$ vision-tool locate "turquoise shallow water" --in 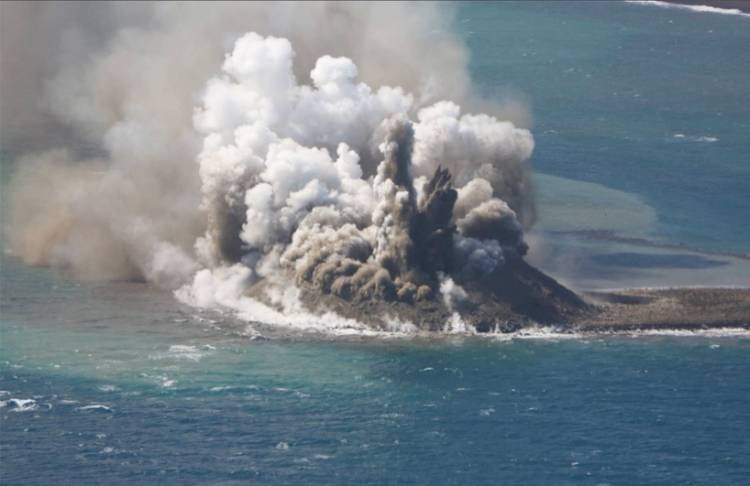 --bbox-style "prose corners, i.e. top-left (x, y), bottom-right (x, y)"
top-left (3, 2), bottom-right (750, 484)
